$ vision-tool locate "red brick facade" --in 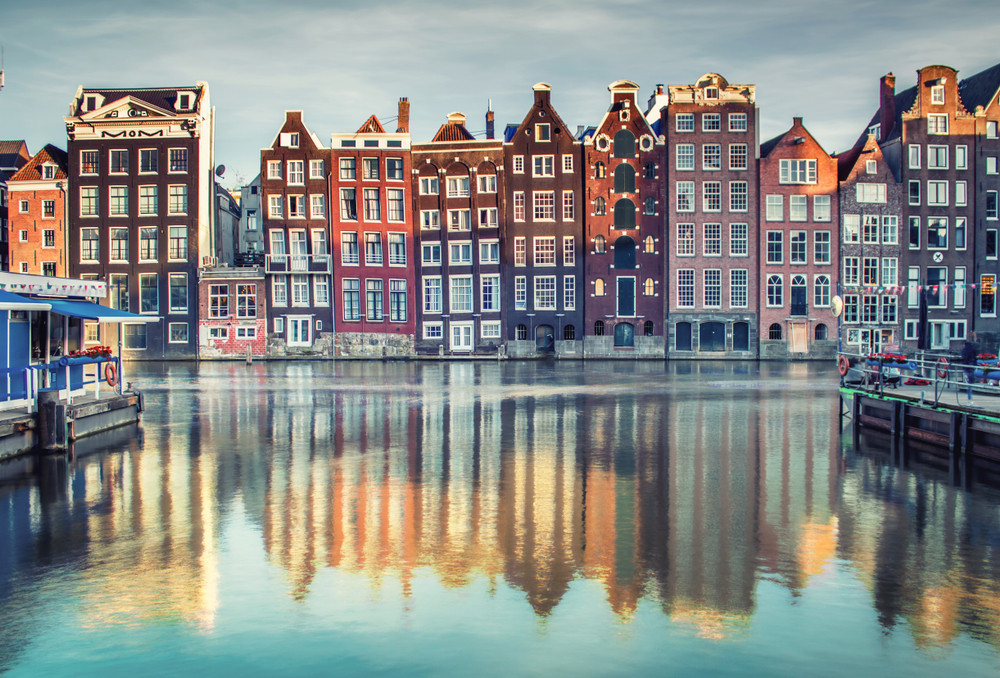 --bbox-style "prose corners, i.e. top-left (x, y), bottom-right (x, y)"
top-left (7, 145), bottom-right (68, 277)
top-left (198, 269), bottom-right (267, 358)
